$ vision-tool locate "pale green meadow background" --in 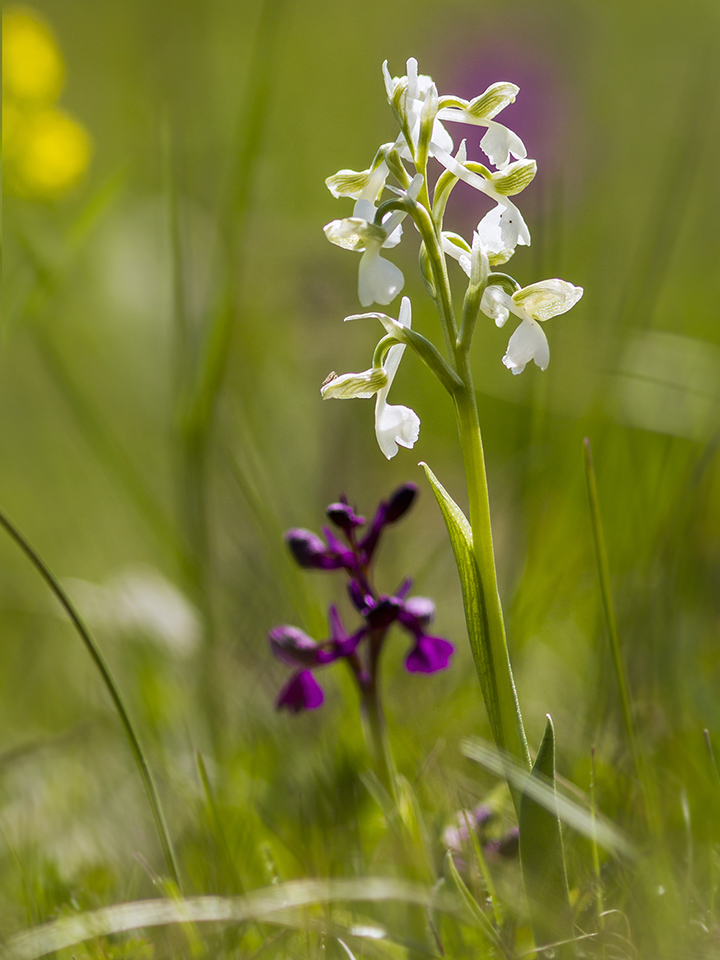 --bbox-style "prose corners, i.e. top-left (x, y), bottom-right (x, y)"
top-left (2, 0), bottom-right (720, 954)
